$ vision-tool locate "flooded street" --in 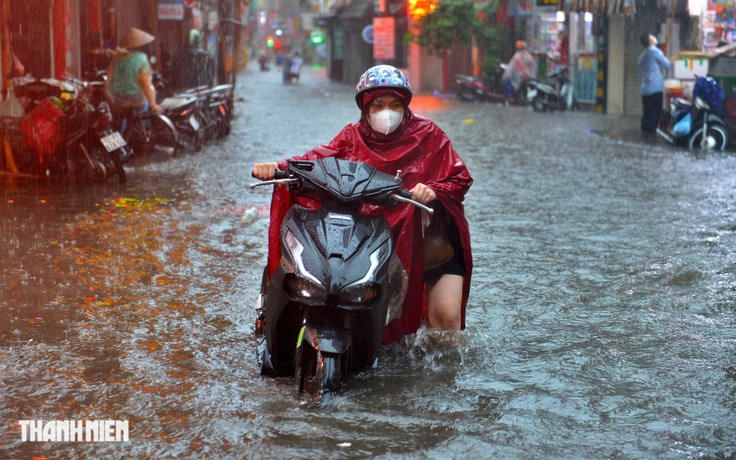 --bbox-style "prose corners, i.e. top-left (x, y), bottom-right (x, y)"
top-left (2, 62), bottom-right (736, 459)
